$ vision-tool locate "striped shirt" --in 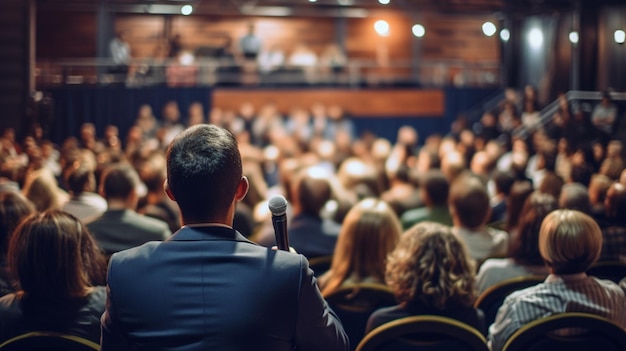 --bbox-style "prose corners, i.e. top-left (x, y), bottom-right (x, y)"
top-left (488, 273), bottom-right (626, 351)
